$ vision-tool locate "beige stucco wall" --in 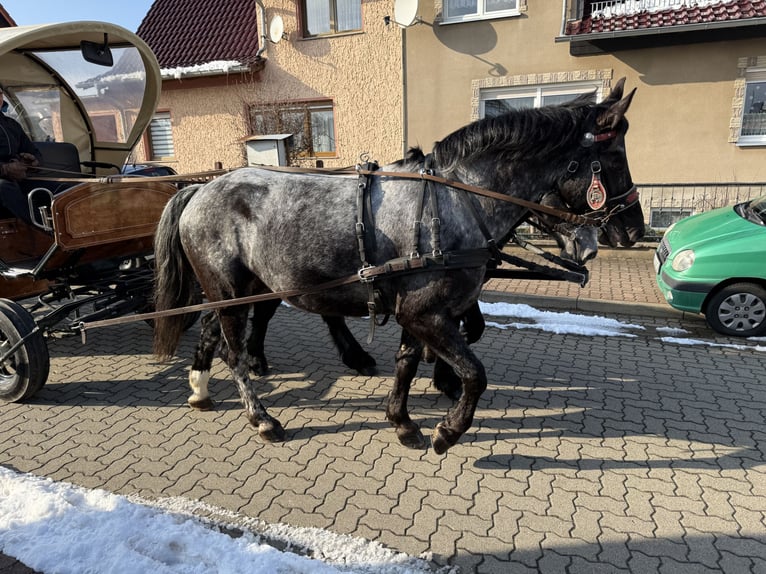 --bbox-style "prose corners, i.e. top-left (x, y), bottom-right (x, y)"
top-left (142, 0), bottom-right (403, 174)
top-left (404, 1), bottom-right (766, 184)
